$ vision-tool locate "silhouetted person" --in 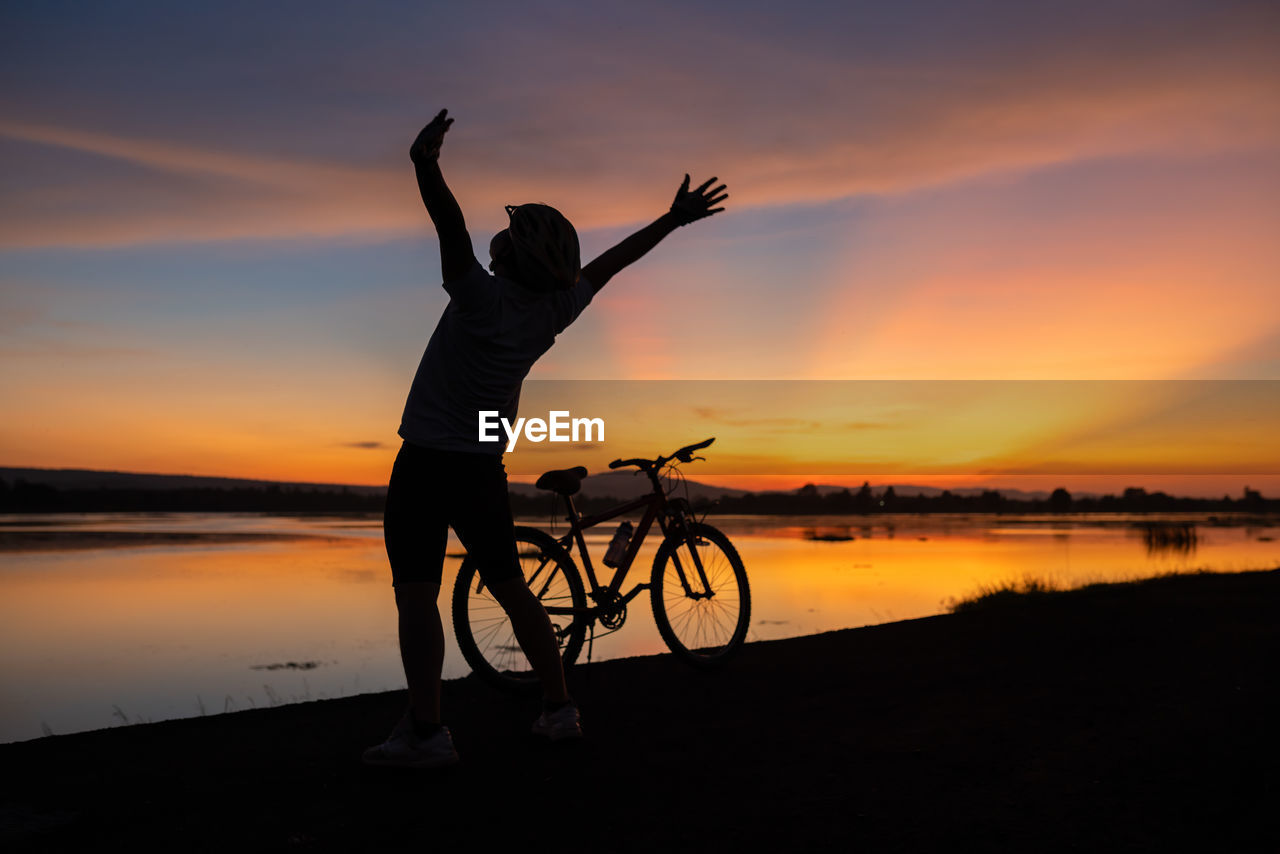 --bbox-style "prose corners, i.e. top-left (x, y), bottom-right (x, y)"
top-left (363, 109), bottom-right (727, 767)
